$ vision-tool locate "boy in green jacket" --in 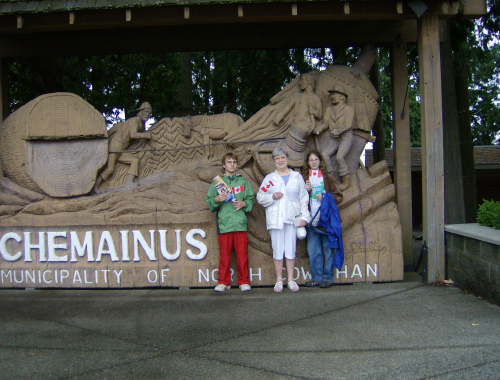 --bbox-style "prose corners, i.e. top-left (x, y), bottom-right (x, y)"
top-left (206, 153), bottom-right (255, 292)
